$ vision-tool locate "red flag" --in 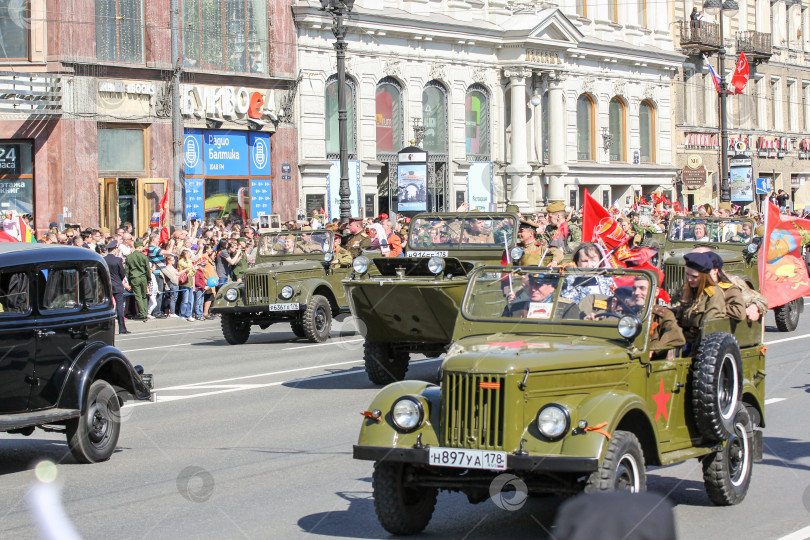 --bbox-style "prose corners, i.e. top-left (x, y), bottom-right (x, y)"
top-left (758, 202), bottom-right (810, 308)
top-left (639, 195), bottom-right (649, 206)
top-left (673, 201), bottom-right (683, 214)
top-left (730, 52), bottom-right (750, 95)
top-left (158, 186), bottom-right (169, 243)
top-left (0, 230), bottom-right (19, 243)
